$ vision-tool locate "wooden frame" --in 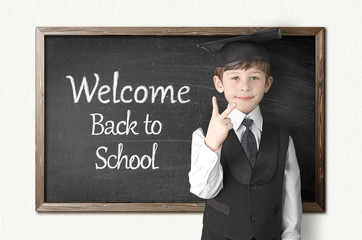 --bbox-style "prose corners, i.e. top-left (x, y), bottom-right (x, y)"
top-left (36, 27), bottom-right (325, 212)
